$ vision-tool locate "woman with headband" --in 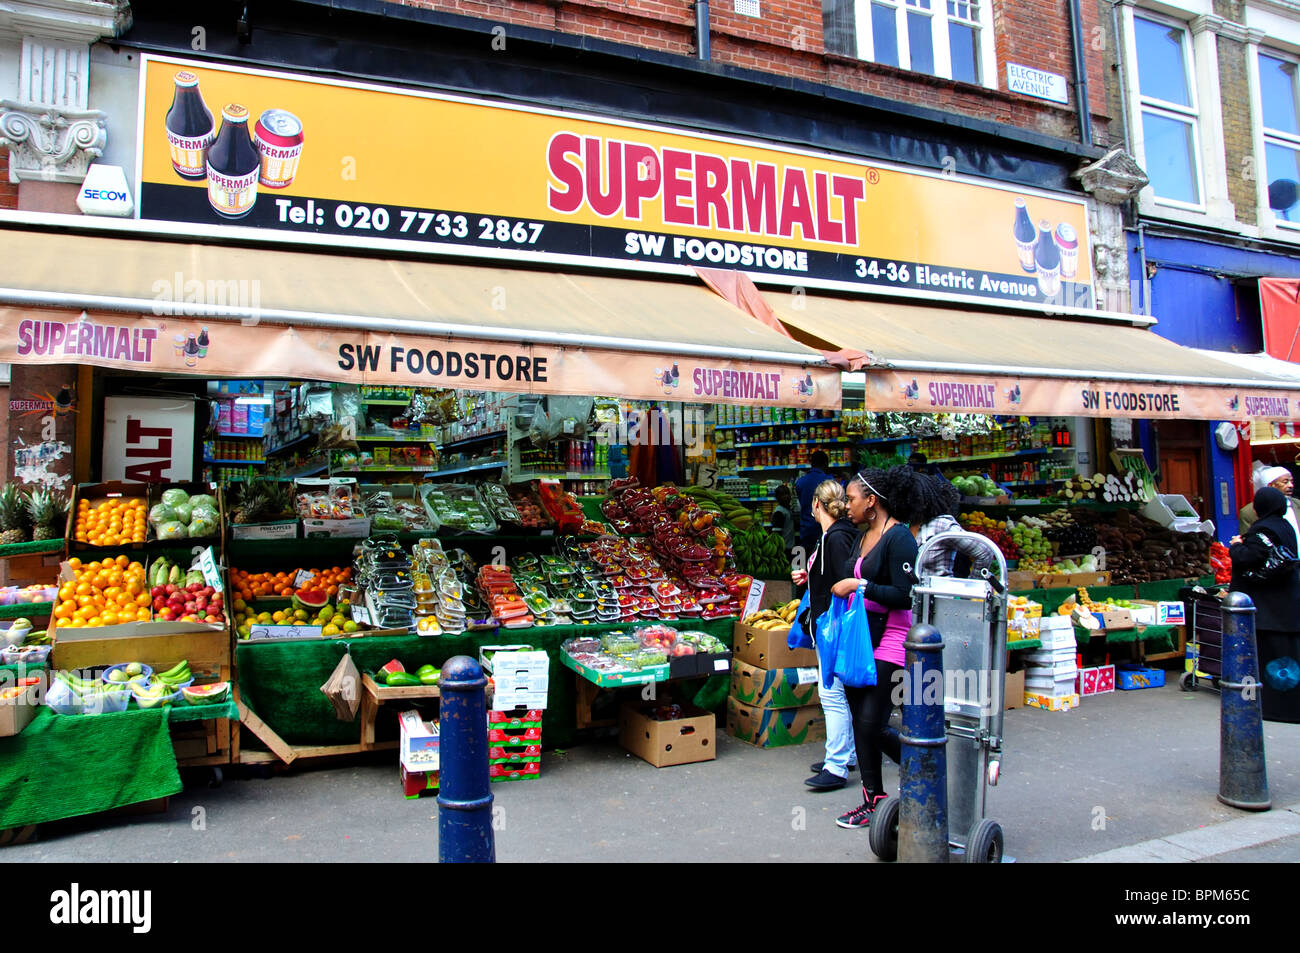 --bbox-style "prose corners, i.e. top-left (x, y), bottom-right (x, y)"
top-left (828, 466), bottom-right (920, 830)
